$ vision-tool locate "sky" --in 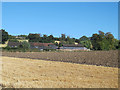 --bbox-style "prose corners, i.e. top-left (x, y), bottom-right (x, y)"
top-left (2, 2), bottom-right (118, 39)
